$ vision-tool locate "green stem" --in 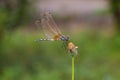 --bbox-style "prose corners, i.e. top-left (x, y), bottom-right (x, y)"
top-left (72, 56), bottom-right (74, 80)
